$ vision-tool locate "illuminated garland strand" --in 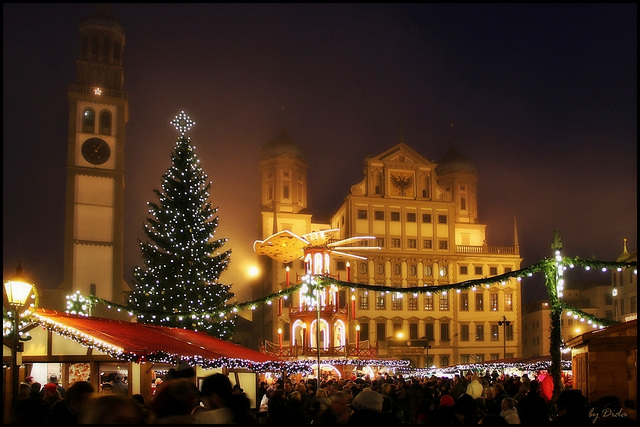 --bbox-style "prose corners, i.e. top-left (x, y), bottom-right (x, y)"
top-left (59, 257), bottom-right (636, 329)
